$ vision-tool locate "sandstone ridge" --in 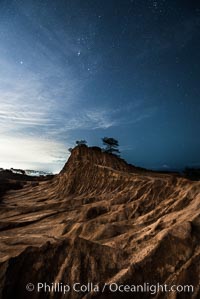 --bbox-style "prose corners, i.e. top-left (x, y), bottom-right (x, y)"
top-left (0, 146), bottom-right (200, 298)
